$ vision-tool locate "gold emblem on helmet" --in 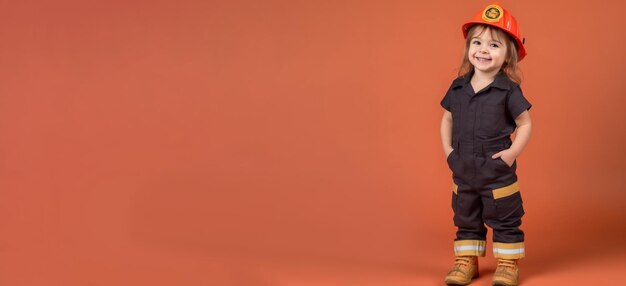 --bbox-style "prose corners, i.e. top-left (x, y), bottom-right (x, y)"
top-left (482, 5), bottom-right (503, 22)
